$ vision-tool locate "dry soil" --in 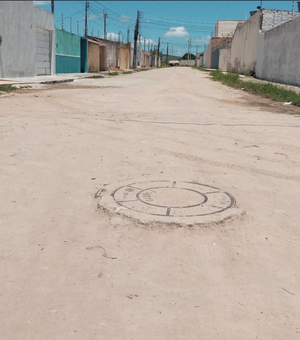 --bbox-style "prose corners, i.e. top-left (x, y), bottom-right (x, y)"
top-left (1, 67), bottom-right (300, 340)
